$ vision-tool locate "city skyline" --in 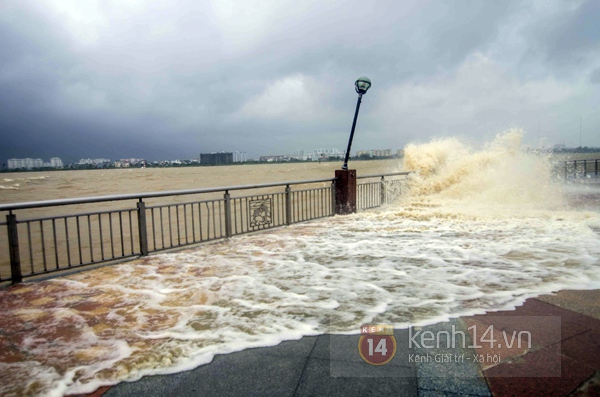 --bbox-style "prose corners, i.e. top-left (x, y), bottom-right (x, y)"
top-left (1, 1), bottom-right (600, 164)
top-left (9, 138), bottom-right (600, 171)
top-left (3, 140), bottom-right (402, 165)
top-left (4, 145), bottom-right (394, 169)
